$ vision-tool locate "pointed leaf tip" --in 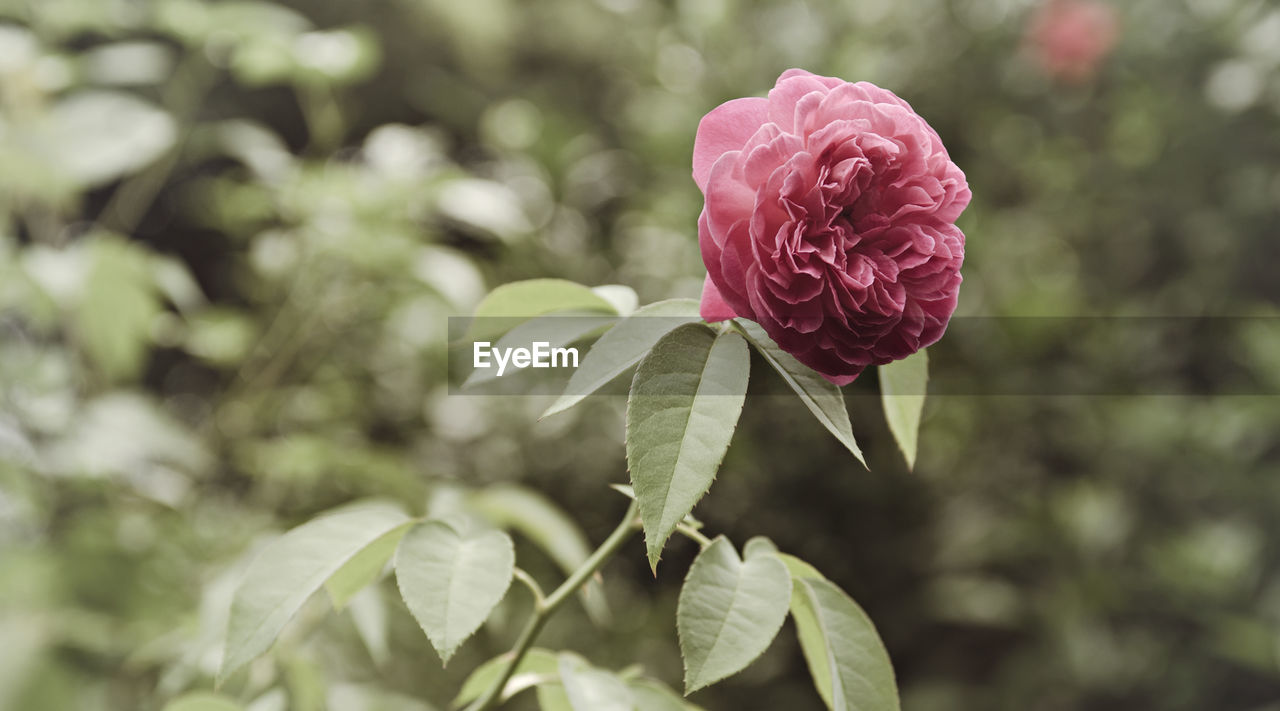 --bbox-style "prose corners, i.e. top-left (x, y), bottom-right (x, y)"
top-left (735, 320), bottom-right (866, 468)
top-left (879, 350), bottom-right (928, 470)
top-left (626, 325), bottom-right (748, 572)
top-left (780, 554), bottom-right (900, 711)
top-left (394, 520), bottom-right (515, 664)
top-left (677, 537), bottom-right (792, 693)
top-left (219, 501), bottom-right (409, 680)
